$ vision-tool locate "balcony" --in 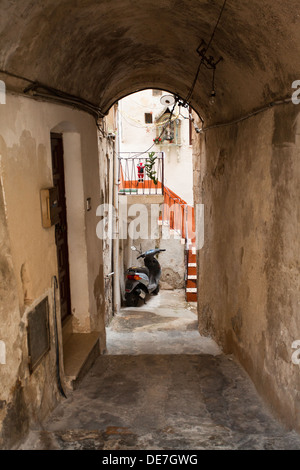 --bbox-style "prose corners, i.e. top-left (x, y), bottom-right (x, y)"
top-left (118, 152), bottom-right (164, 196)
